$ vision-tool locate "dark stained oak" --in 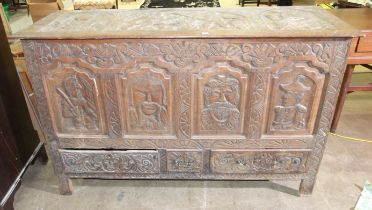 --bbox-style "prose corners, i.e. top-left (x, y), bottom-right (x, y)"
top-left (15, 7), bottom-right (356, 196)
